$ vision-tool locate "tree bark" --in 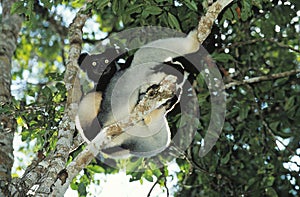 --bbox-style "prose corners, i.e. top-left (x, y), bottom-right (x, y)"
top-left (11, 8), bottom-right (89, 197)
top-left (0, 0), bottom-right (23, 196)
top-left (225, 69), bottom-right (300, 89)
